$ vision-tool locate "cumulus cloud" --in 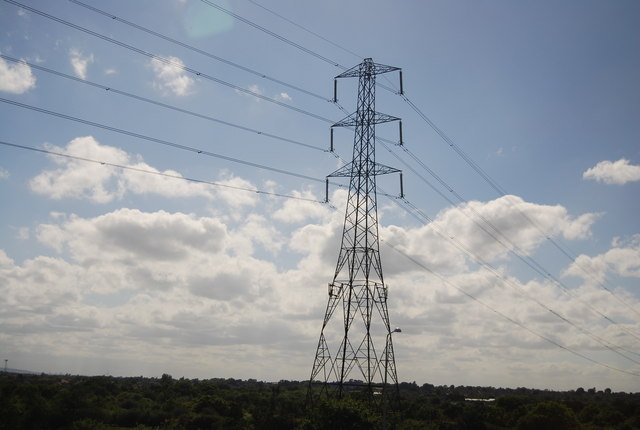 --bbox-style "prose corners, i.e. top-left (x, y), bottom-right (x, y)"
top-left (30, 136), bottom-right (128, 203)
top-left (150, 56), bottom-right (194, 96)
top-left (0, 55), bottom-right (36, 94)
top-left (0, 234), bottom-right (306, 379)
top-left (231, 214), bottom-right (285, 255)
top-left (69, 48), bottom-right (94, 79)
top-left (0, 253), bottom-right (84, 315)
top-left (0, 206), bottom-right (301, 353)
top-left (120, 162), bottom-right (216, 200)
top-left (276, 92), bottom-right (292, 101)
top-left (583, 158), bottom-right (640, 185)
top-left (0, 187), bottom-right (638, 389)
top-left (28, 136), bottom-right (232, 202)
top-left (382, 195), bottom-right (599, 270)
top-left (35, 209), bottom-right (229, 295)
top-left (212, 173), bottom-right (259, 208)
top-left (563, 235), bottom-right (640, 284)
top-left (39, 208), bottom-right (226, 263)
top-left (272, 190), bottom-right (329, 223)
